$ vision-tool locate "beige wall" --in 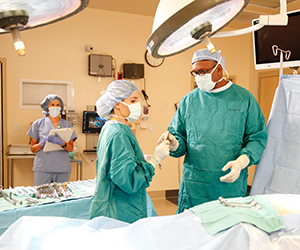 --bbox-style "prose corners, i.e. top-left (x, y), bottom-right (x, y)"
top-left (0, 8), bottom-right (260, 190)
